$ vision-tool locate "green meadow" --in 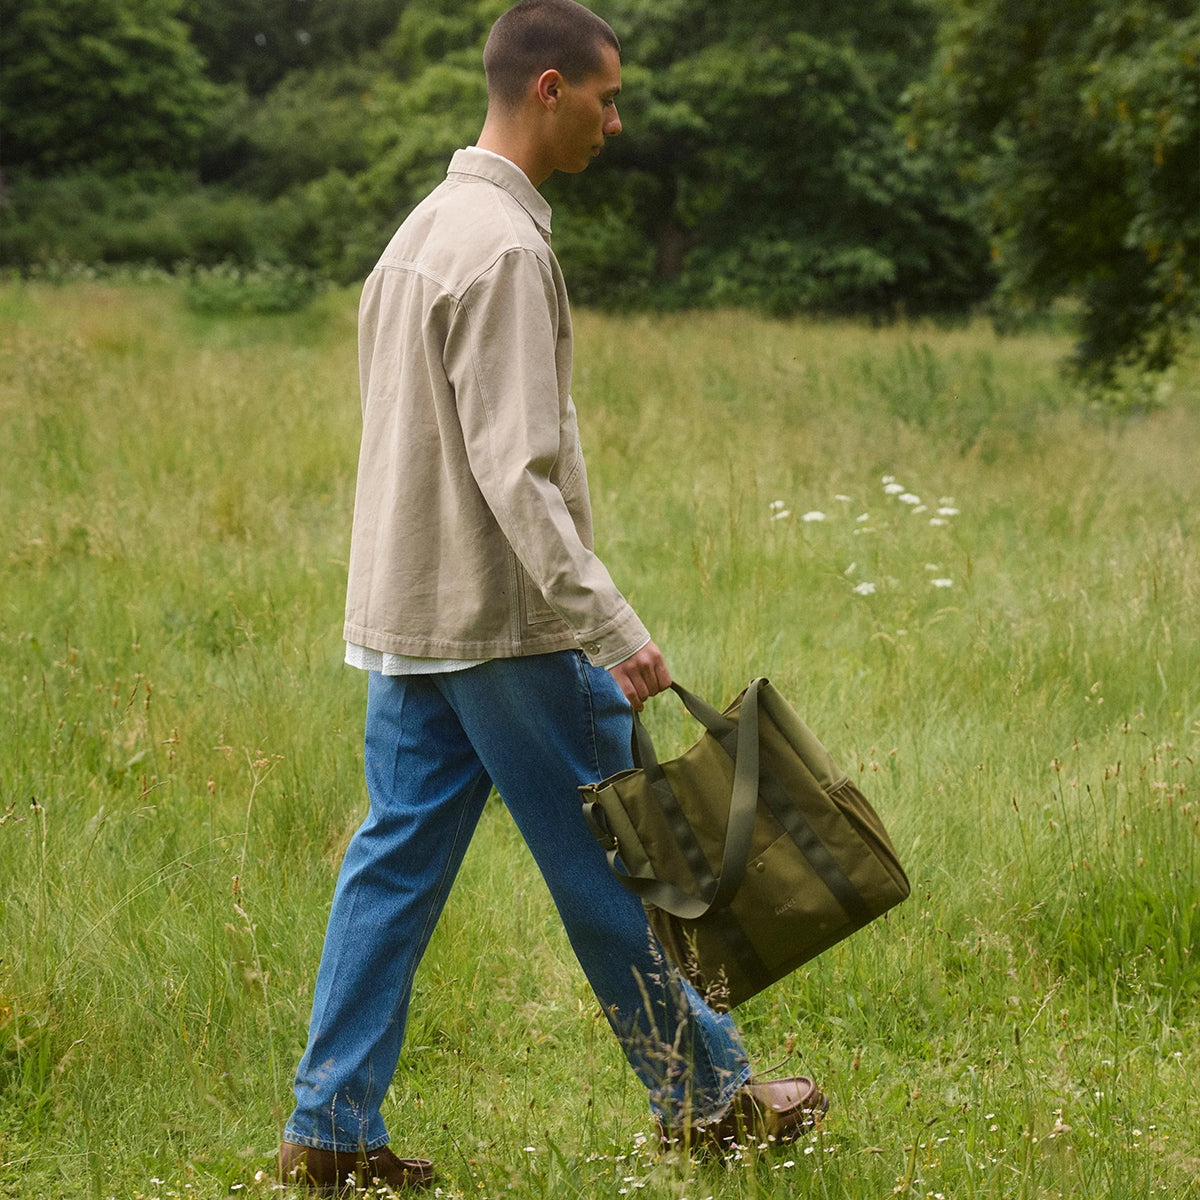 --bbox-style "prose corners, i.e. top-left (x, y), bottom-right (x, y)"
top-left (1, 280), bottom-right (1197, 1198)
